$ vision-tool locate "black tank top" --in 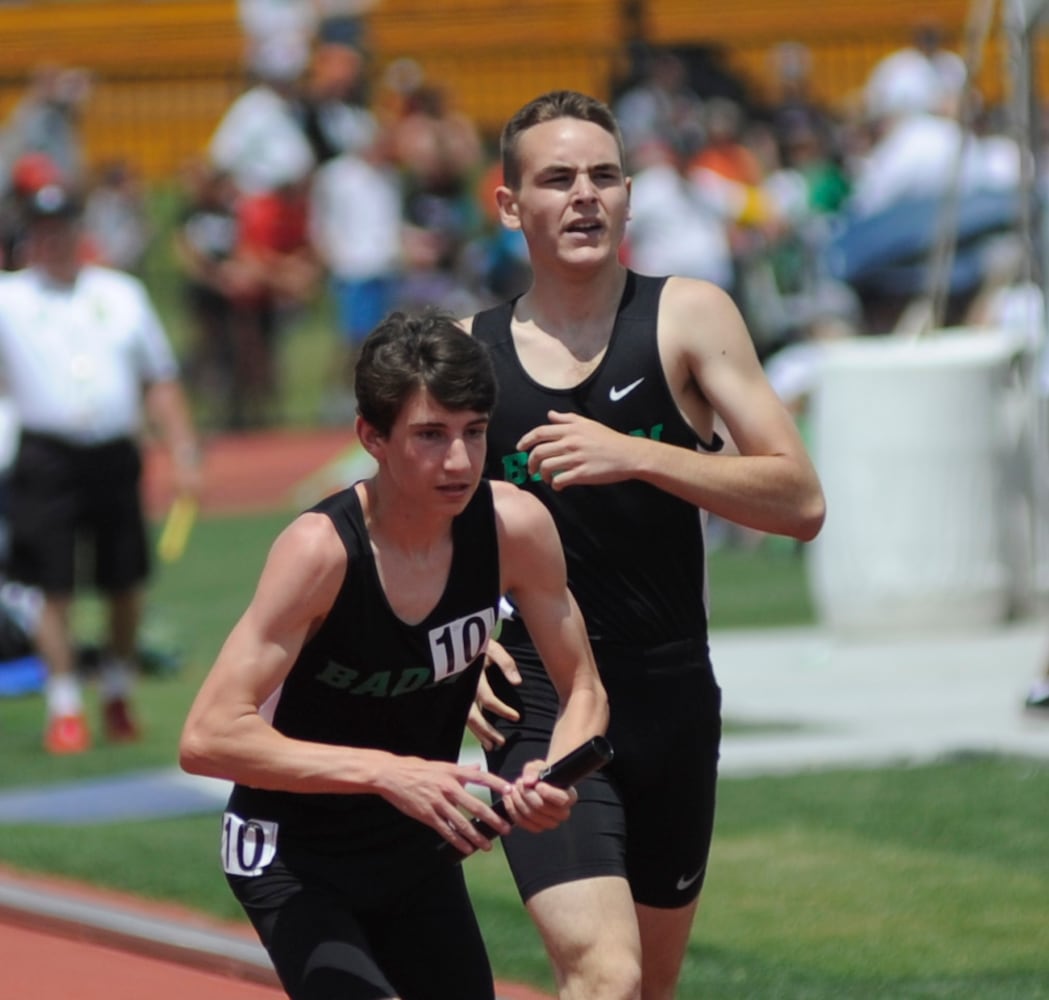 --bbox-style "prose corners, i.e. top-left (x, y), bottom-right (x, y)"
top-left (472, 271), bottom-right (721, 650)
top-left (228, 481), bottom-right (500, 849)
